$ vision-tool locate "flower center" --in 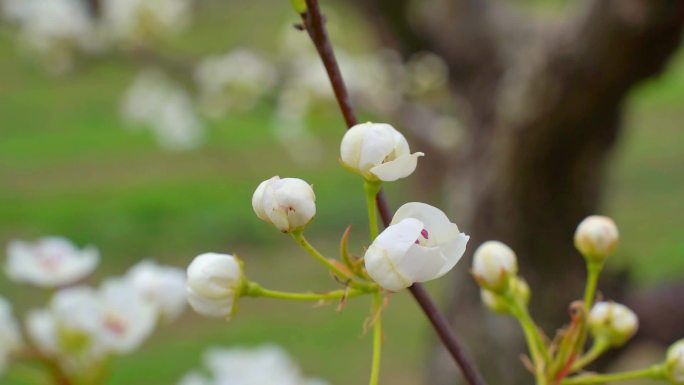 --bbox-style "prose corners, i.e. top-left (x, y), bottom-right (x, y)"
top-left (104, 315), bottom-right (127, 336)
top-left (415, 229), bottom-right (430, 245)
